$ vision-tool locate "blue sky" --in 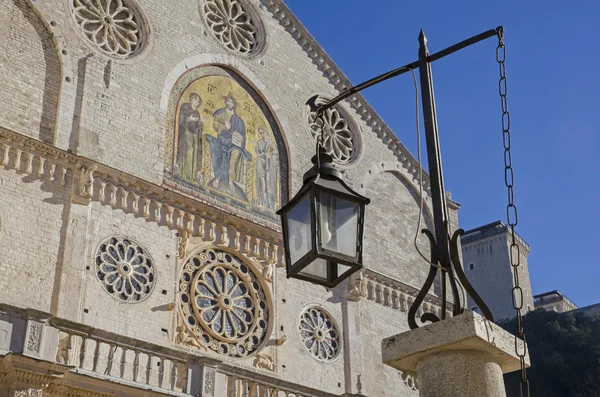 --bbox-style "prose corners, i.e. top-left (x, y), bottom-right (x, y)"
top-left (286, 1), bottom-right (600, 307)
